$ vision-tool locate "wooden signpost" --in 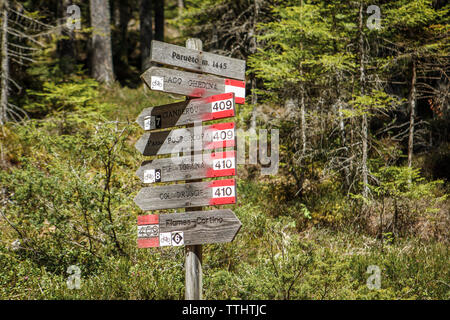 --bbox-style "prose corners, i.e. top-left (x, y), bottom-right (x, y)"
top-left (141, 66), bottom-right (246, 104)
top-left (135, 93), bottom-right (235, 130)
top-left (134, 122), bottom-right (236, 156)
top-left (136, 151), bottom-right (236, 183)
top-left (134, 38), bottom-right (245, 300)
top-left (134, 179), bottom-right (237, 211)
top-left (150, 40), bottom-right (246, 80)
top-left (137, 209), bottom-right (242, 248)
